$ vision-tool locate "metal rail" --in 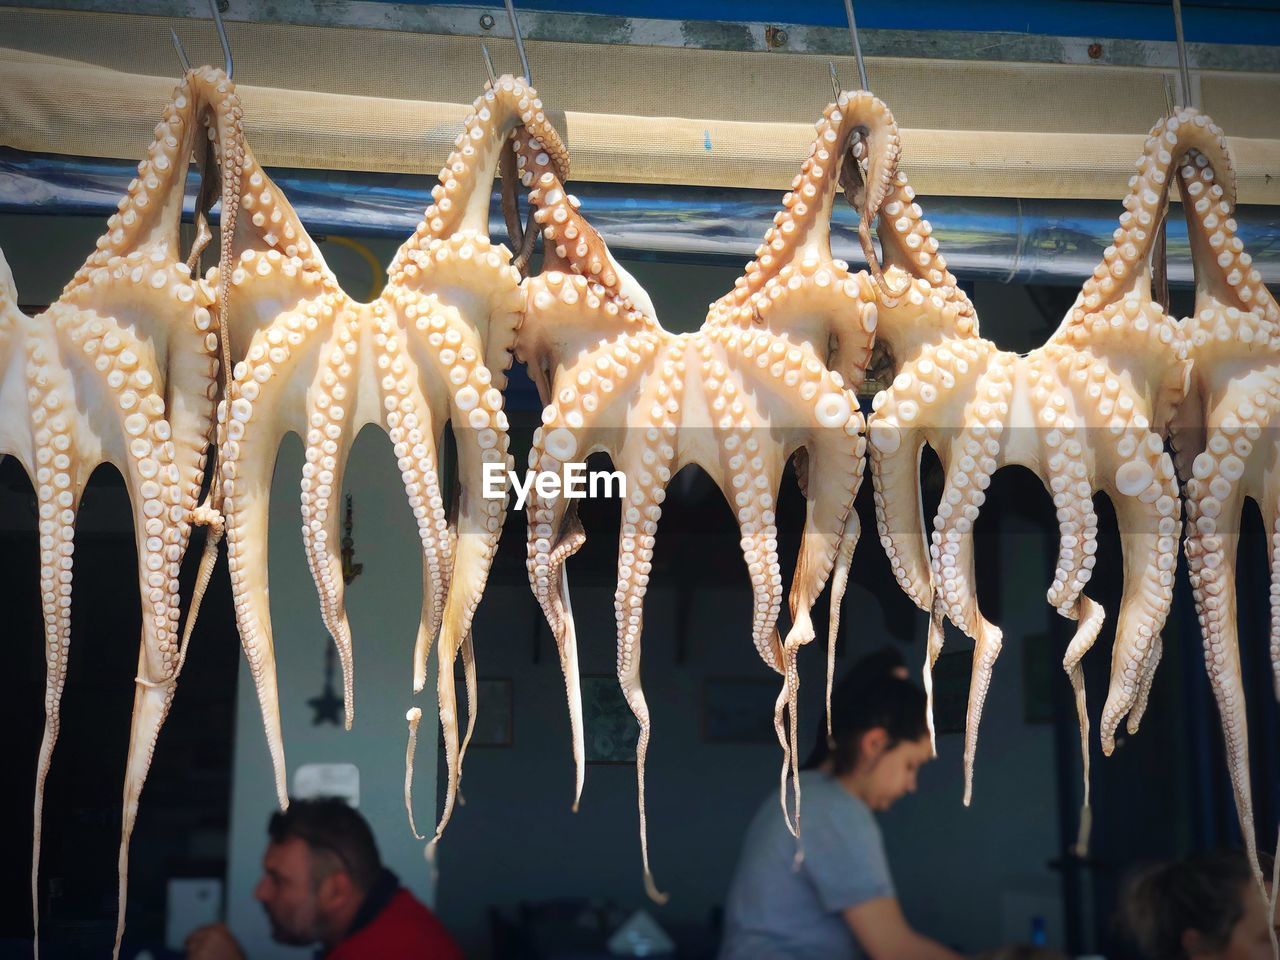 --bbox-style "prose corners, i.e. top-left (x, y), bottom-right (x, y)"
top-left (5, 148), bottom-right (1279, 286)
